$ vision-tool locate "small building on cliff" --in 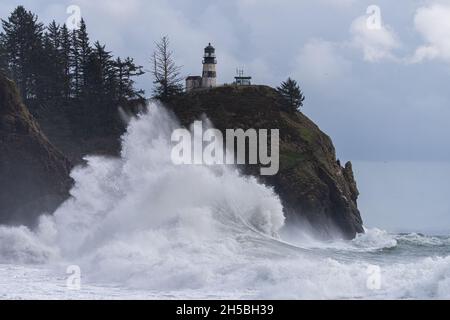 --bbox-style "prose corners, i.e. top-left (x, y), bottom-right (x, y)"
top-left (234, 69), bottom-right (252, 86)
